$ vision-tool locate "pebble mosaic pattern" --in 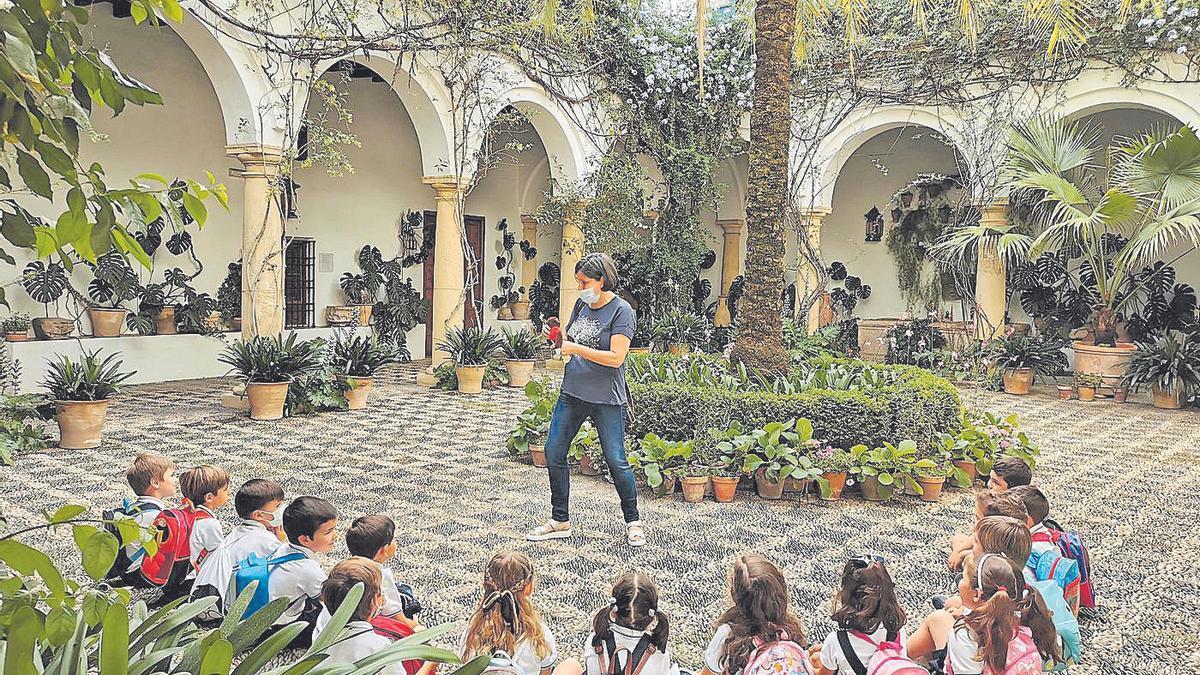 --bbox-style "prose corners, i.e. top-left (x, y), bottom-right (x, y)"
top-left (1, 363), bottom-right (1197, 674)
